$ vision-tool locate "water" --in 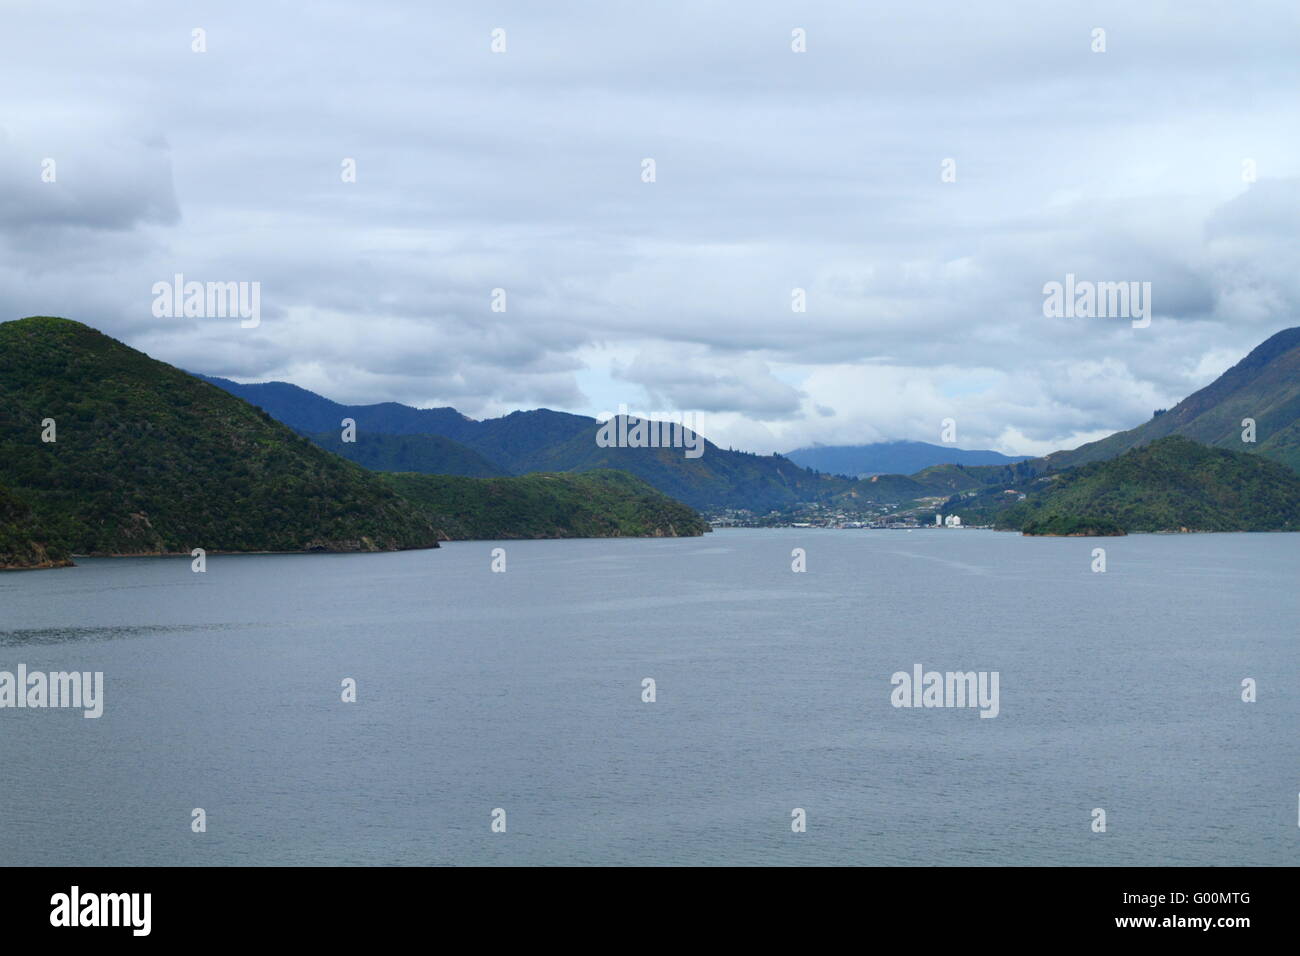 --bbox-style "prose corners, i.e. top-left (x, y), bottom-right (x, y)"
top-left (0, 529), bottom-right (1295, 866)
